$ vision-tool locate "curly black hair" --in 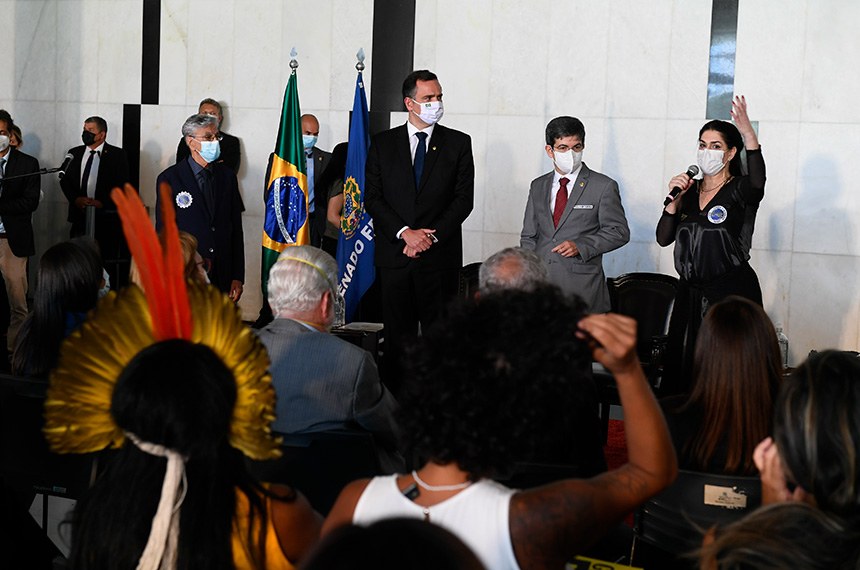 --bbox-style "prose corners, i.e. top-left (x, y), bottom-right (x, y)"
top-left (399, 285), bottom-right (593, 479)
